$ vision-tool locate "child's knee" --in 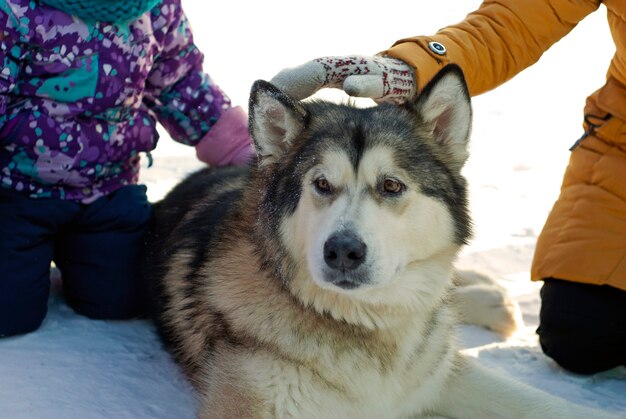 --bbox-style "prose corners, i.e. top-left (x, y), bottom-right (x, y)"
top-left (0, 304), bottom-right (47, 338)
top-left (0, 275), bottom-right (50, 338)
